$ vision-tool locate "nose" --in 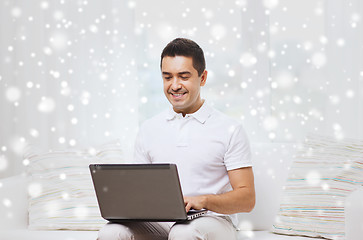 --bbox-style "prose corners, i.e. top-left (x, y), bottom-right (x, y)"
top-left (171, 78), bottom-right (182, 91)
